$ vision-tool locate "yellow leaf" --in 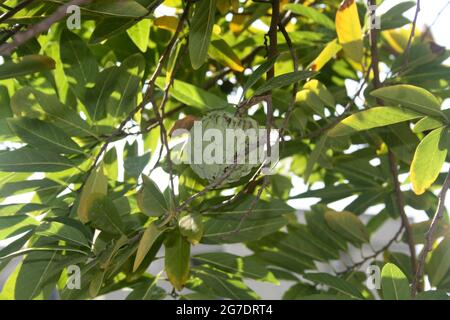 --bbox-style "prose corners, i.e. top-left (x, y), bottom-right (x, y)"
top-left (163, 0), bottom-right (181, 7)
top-left (77, 165), bottom-right (107, 223)
top-left (230, 14), bottom-right (246, 34)
top-left (335, 0), bottom-right (363, 62)
top-left (309, 39), bottom-right (342, 71)
top-left (382, 28), bottom-right (412, 54)
top-left (154, 16), bottom-right (179, 33)
top-left (133, 223), bottom-right (164, 272)
top-left (208, 38), bottom-right (244, 72)
top-left (280, 0), bottom-right (290, 11)
top-left (213, 24), bottom-right (222, 35)
top-left (165, 231), bottom-right (190, 290)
